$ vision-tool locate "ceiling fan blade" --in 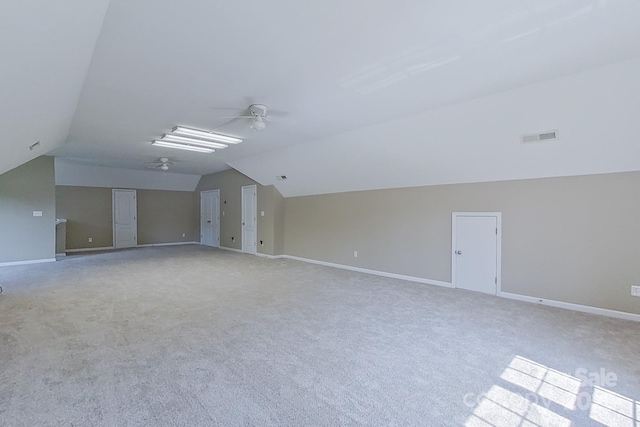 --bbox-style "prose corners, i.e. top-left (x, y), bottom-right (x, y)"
top-left (265, 109), bottom-right (290, 117)
top-left (208, 106), bottom-right (246, 113)
top-left (265, 115), bottom-right (296, 125)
